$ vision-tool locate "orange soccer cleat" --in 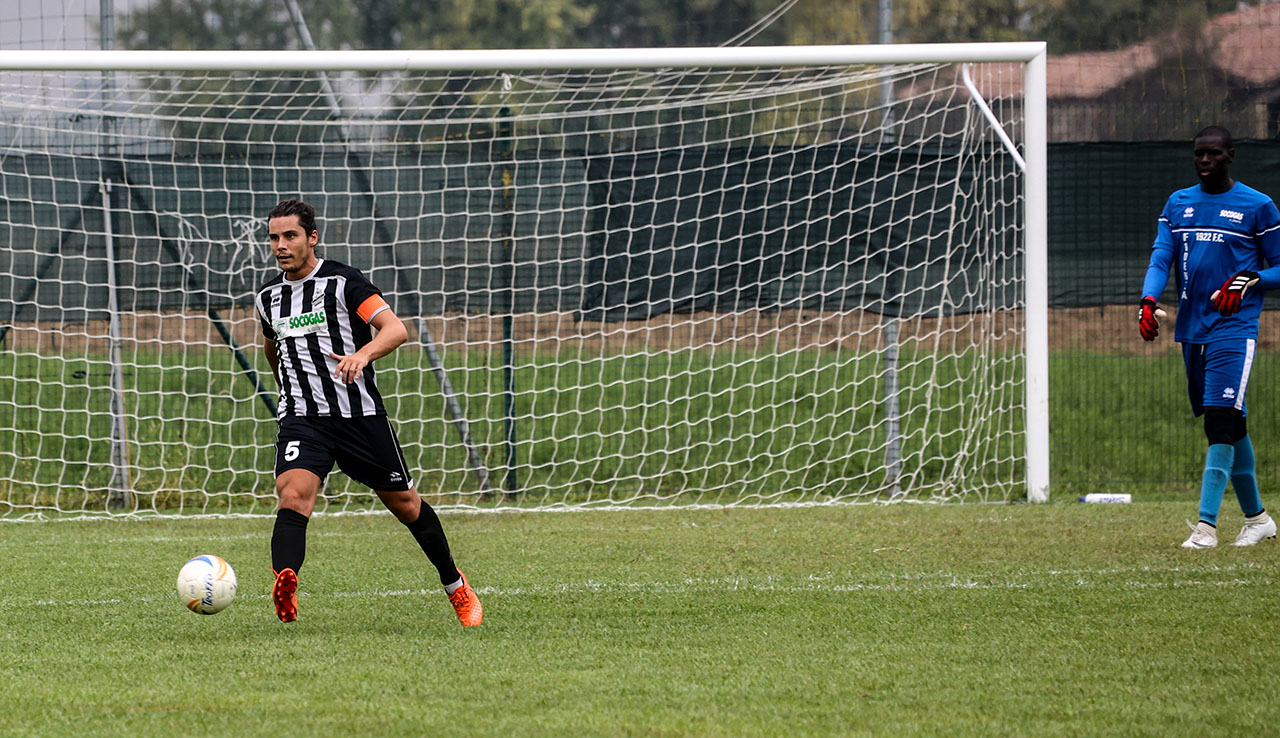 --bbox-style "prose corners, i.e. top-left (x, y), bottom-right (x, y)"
top-left (272, 567), bottom-right (298, 623)
top-left (447, 570), bottom-right (483, 627)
